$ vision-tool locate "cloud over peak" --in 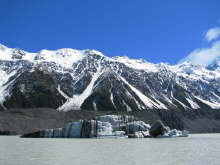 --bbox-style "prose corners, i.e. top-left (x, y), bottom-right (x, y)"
top-left (205, 27), bottom-right (220, 42)
top-left (179, 21), bottom-right (220, 66)
top-left (179, 41), bottom-right (220, 66)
